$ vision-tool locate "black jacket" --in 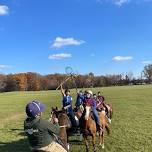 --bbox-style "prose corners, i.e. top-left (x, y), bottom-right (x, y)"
top-left (24, 117), bottom-right (60, 148)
